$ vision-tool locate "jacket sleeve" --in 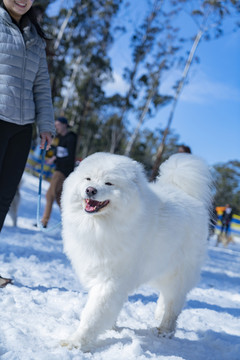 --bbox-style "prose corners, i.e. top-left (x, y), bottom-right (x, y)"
top-left (33, 45), bottom-right (55, 136)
